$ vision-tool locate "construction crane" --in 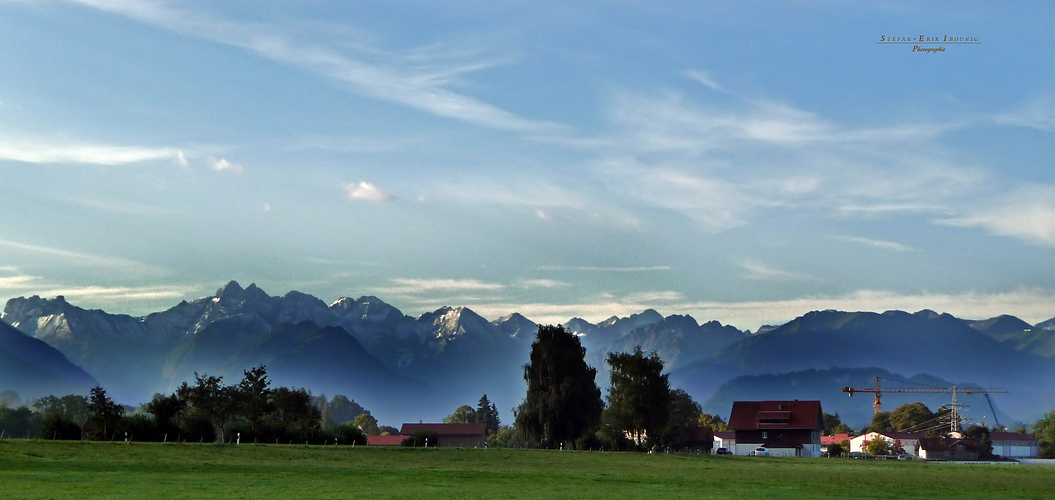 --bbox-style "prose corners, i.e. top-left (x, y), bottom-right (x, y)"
top-left (841, 377), bottom-right (1008, 431)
